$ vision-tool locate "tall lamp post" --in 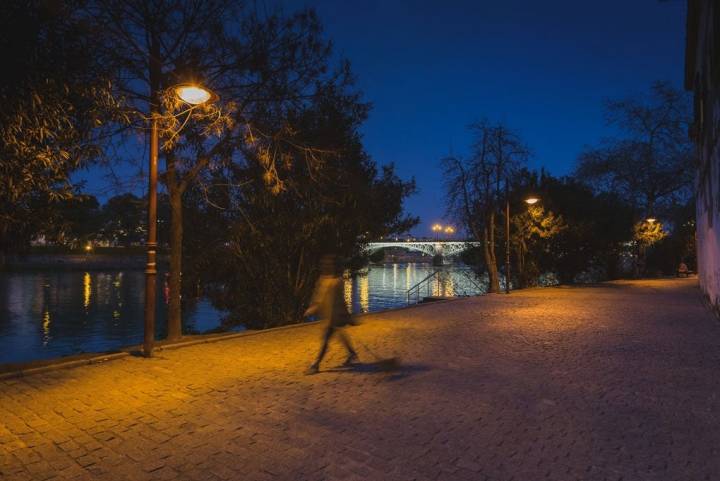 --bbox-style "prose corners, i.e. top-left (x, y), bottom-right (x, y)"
top-left (432, 223), bottom-right (443, 241)
top-left (504, 185), bottom-right (540, 295)
top-left (143, 83), bottom-right (218, 357)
